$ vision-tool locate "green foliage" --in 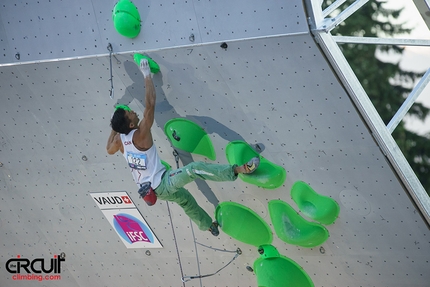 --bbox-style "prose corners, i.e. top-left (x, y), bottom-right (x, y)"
top-left (325, 0), bottom-right (430, 193)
